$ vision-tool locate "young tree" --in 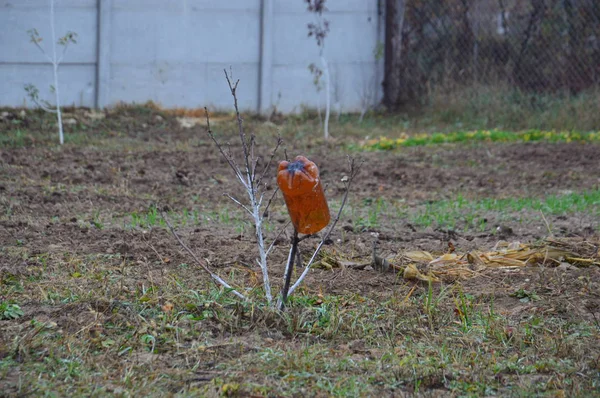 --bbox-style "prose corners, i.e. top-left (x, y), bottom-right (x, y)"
top-left (306, 0), bottom-right (331, 140)
top-left (25, 0), bottom-right (77, 145)
top-left (164, 70), bottom-right (359, 310)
